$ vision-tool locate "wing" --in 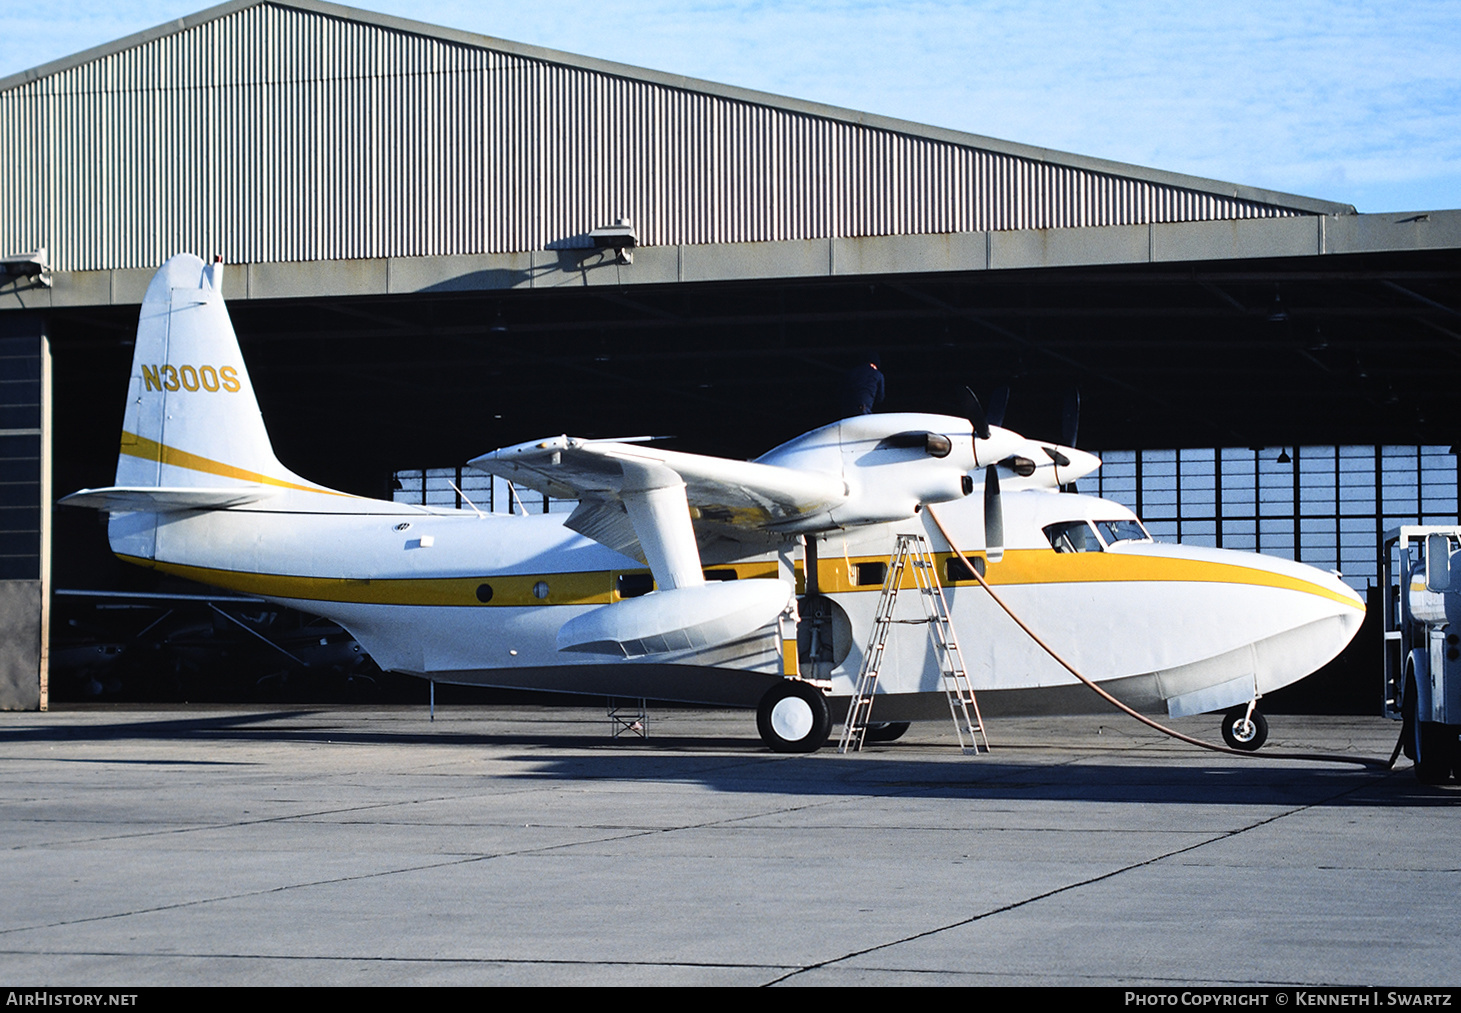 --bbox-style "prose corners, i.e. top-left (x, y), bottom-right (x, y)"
top-left (468, 437), bottom-right (848, 562)
top-left (467, 416), bottom-right (994, 659)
